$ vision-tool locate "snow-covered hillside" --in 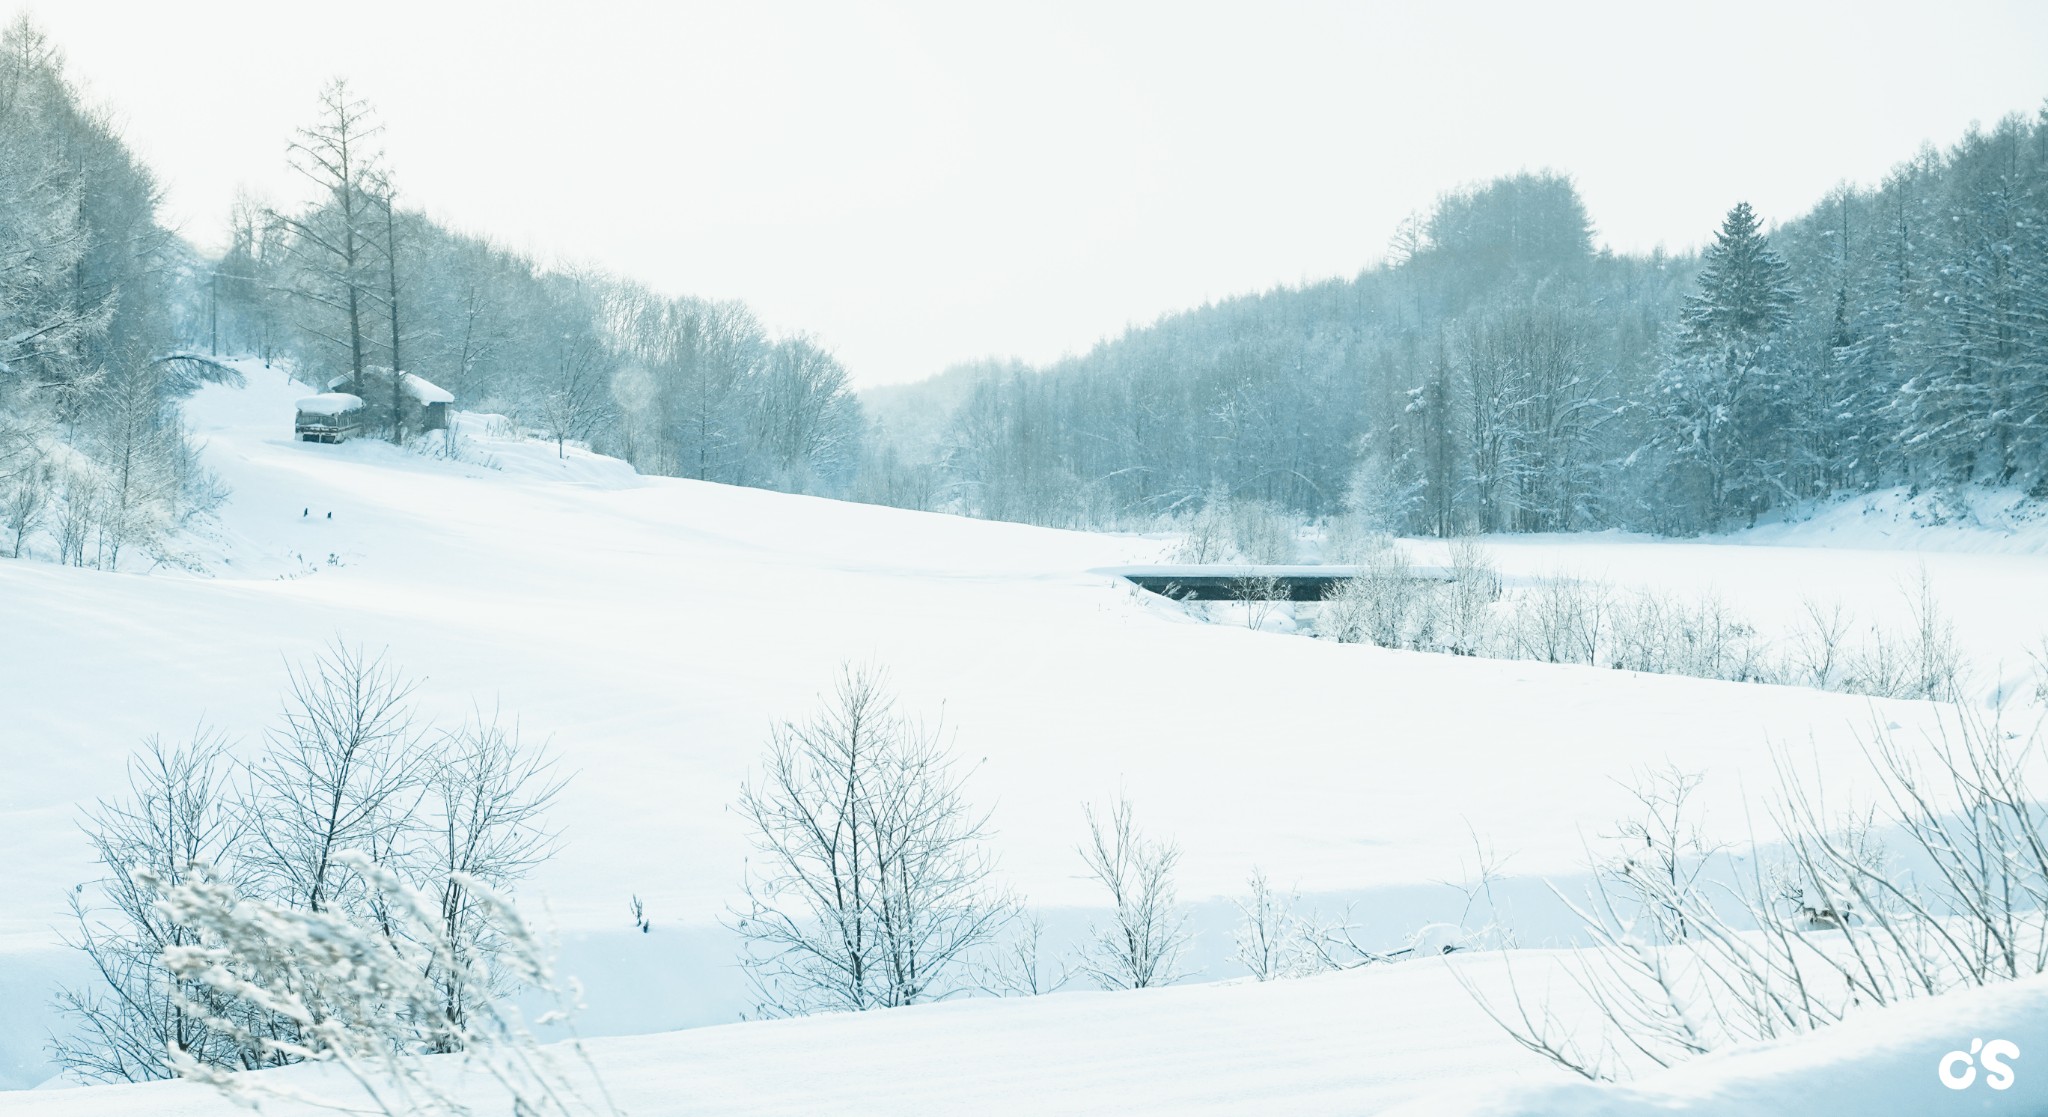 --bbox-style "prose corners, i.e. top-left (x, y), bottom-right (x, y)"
top-left (4, 364), bottom-right (2046, 1108)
